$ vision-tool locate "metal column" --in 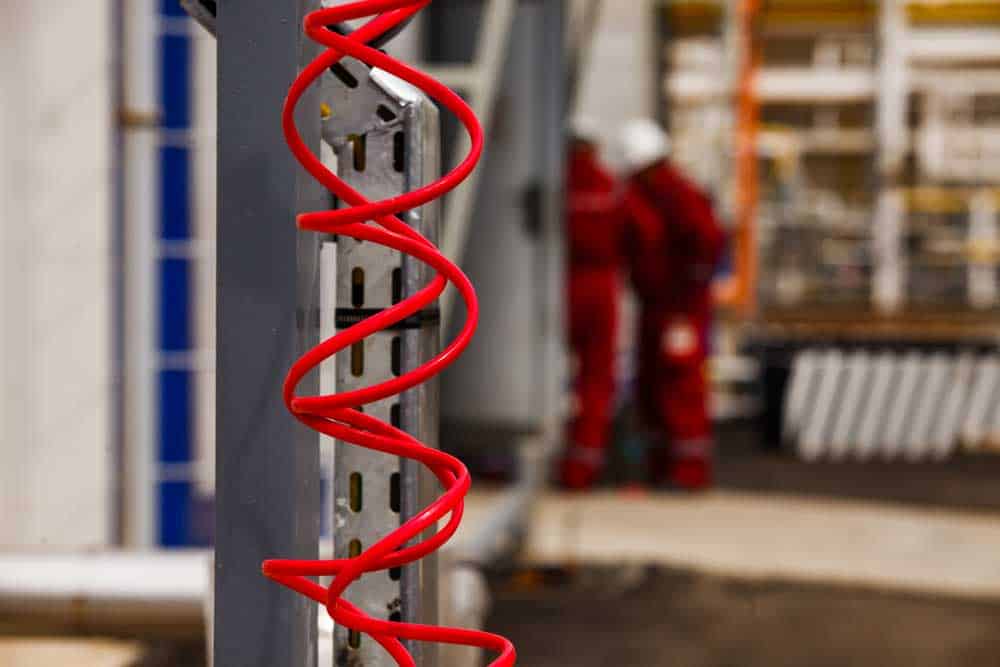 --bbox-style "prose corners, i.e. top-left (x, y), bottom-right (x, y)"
top-left (968, 190), bottom-right (998, 309)
top-left (121, 0), bottom-right (159, 548)
top-left (536, 0), bottom-right (568, 443)
top-left (319, 59), bottom-right (441, 666)
top-left (874, 0), bottom-right (907, 313)
top-left (215, 1), bottom-right (321, 665)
